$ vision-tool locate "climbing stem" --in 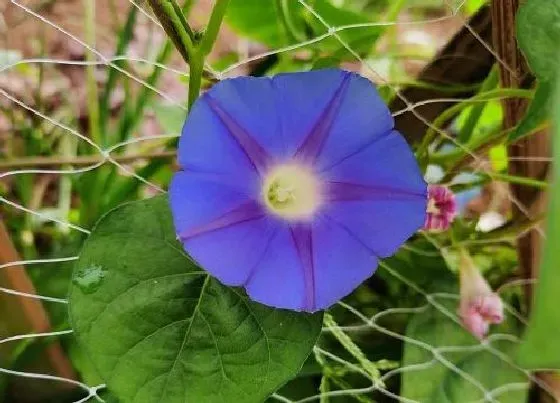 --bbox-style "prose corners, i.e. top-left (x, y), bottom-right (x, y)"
top-left (147, 0), bottom-right (229, 110)
top-left (198, 0), bottom-right (231, 56)
top-left (146, 0), bottom-right (197, 64)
